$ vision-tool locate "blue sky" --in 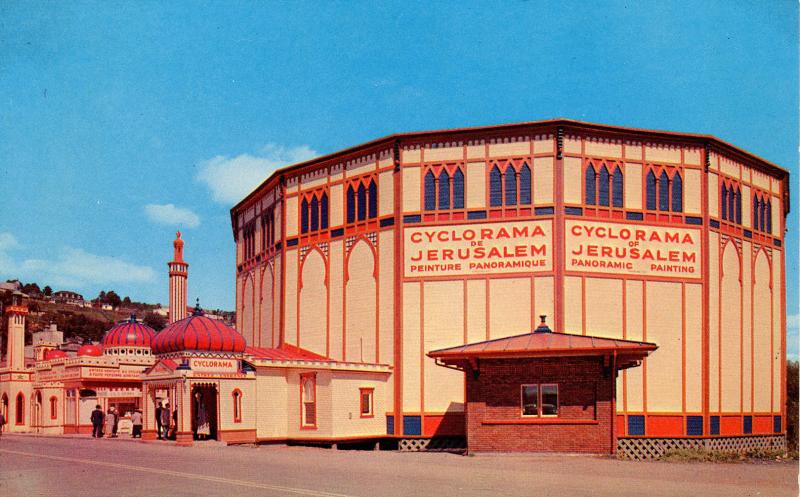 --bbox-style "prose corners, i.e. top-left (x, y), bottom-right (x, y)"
top-left (0, 1), bottom-right (796, 355)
